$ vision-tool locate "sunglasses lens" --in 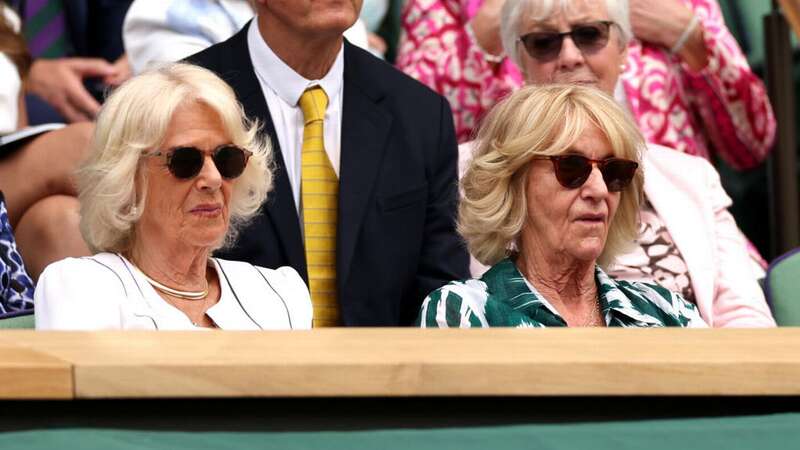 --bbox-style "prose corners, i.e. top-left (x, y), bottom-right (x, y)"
top-left (554, 155), bottom-right (591, 188)
top-left (168, 147), bottom-right (204, 179)
top-left (572, 23), bottom-right (609, 52)
top-left (213, 145), bottom-right (248, 179)
top-left (601, 159), bottom-right (638, 192)
top-left (522, 33), bottom-right (562, 60)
